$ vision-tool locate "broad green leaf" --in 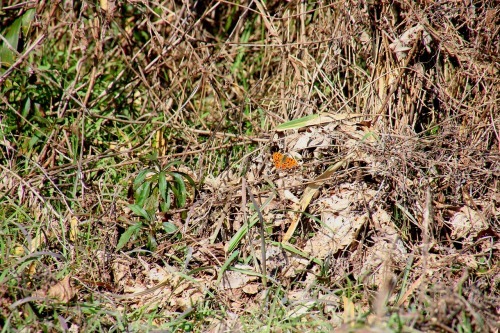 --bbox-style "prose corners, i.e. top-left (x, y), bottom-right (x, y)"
top-left (20, 9), bottom-right (35, 35)
top-left (134, 169), bottom-right (154, 190)
top-left (135, 181), bottom-right (151, 206)
top-left (0, 8), bottom-right (35, 71)
top-left (116, 222), bottom-right (143, 251)
top-left (173, 171), bottom-right (196, 188)
top-left (170, 172), bottom-right (187, 207)
top-left (275, 113), bottom-right (362, 131)
top-left (274, 114), bottom-right (320, 131)
top-left (128, 204), bottom-right (149, 220)
top-left (144, 187), bottom-right (159, 213)
top-left (162, 189), bottom-right (171, 212)
top-left (158, 171), bottom-right (167, 202)
top-left (0, 16), bottom-right (22, 68)
top-left (162, 222), bottom-right (177, 234)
